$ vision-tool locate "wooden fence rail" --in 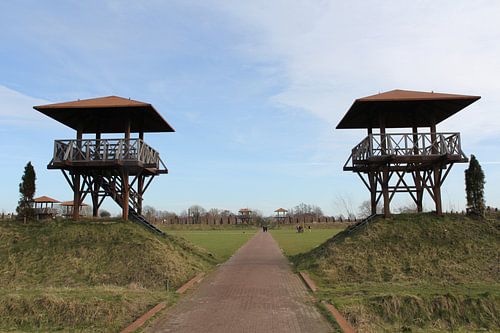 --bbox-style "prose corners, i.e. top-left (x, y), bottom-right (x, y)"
top-left (148, 215), bottom-right (341, 225)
